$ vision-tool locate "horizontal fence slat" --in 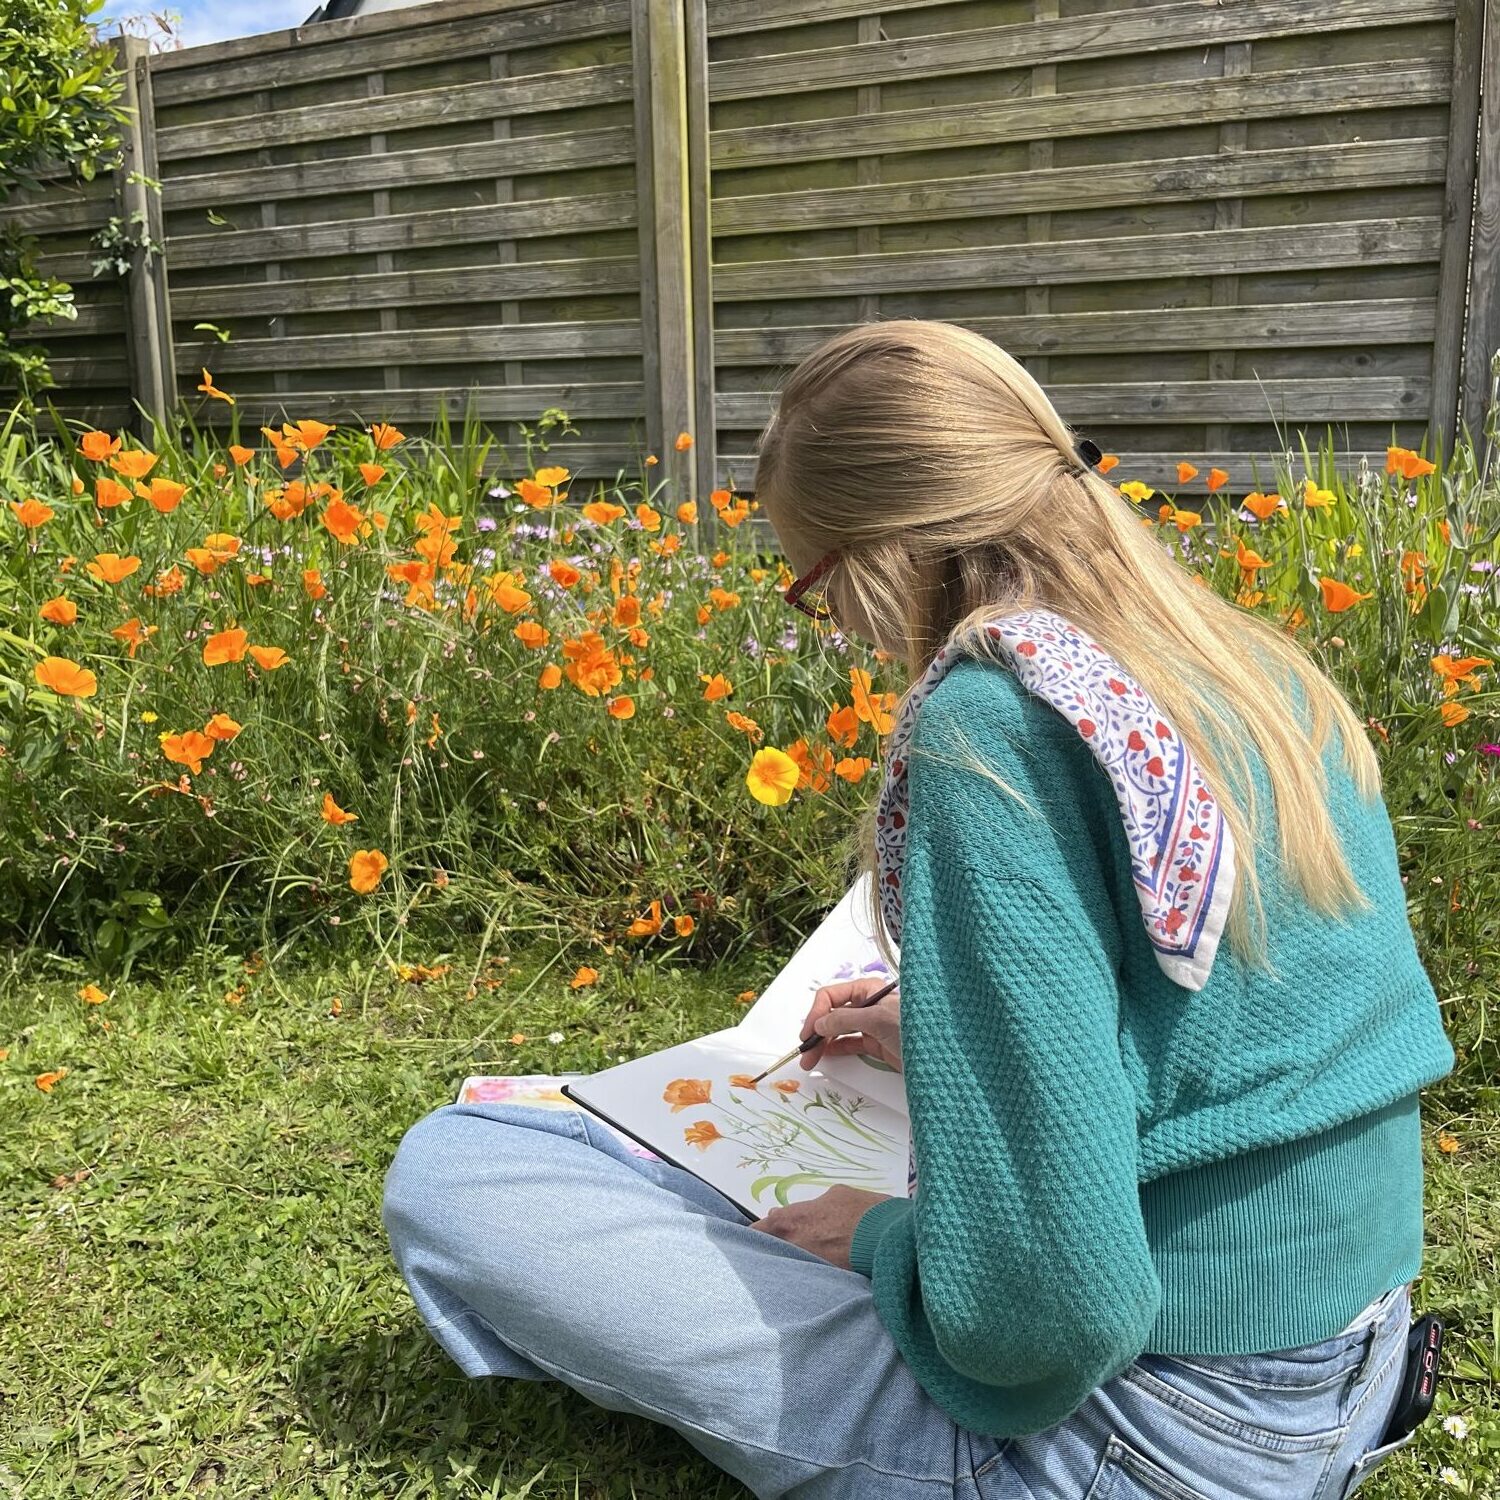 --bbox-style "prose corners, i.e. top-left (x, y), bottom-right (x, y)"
top-left (159, 125), bottom-right (634, 212)
top-left (710, 219), bottom-right (1441, 298)
top-left (190, 382), bottom-right (645, 421)
top-left (173, 319), bottom-right (644, 374)
top-left (167, 256), bottom-right (641, 319)
top-left (156, 63), bottom-right (635, 162)
top-left (0, 183), bottom-right (114, 233)
top-left (711, 300), bottom-right (1438, 363)
top-left (711, 451), bottom-right (1399, 491)
top-left (717, 379), bottom-right (1430, 426)
top-left (167, 191), bottom-right (639, 270)
top-left (712, 138), bottom-right (1447, 235)
top-left (707, 0), bottom-right (1455, 100)
top-left (152, 0), bottom-right (632, 103)
top-left (710, 59), bottom-right (1450, 169)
